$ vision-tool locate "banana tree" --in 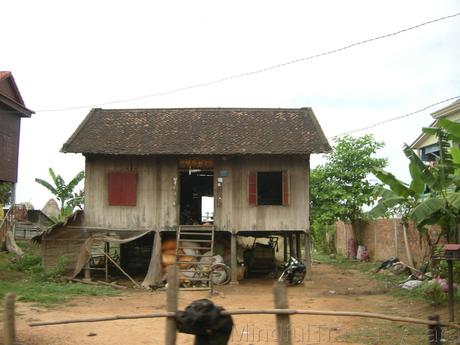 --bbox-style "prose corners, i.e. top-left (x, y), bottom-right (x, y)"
top-left (369, 167), bottom-right (421, 268)
top-left (35, 168), bottom-right (85, 222)
top-left (371, 118), bottom-right (460, 244)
